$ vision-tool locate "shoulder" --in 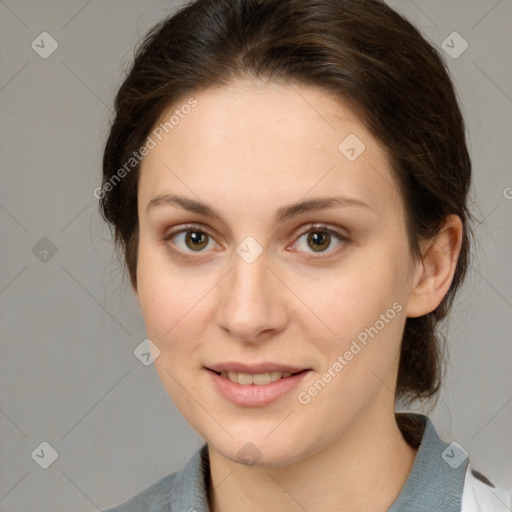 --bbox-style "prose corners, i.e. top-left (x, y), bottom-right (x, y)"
top-left (103, 472), bottom-right (177, 512)
top-left (461, 462), bottom-right (512, 512)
